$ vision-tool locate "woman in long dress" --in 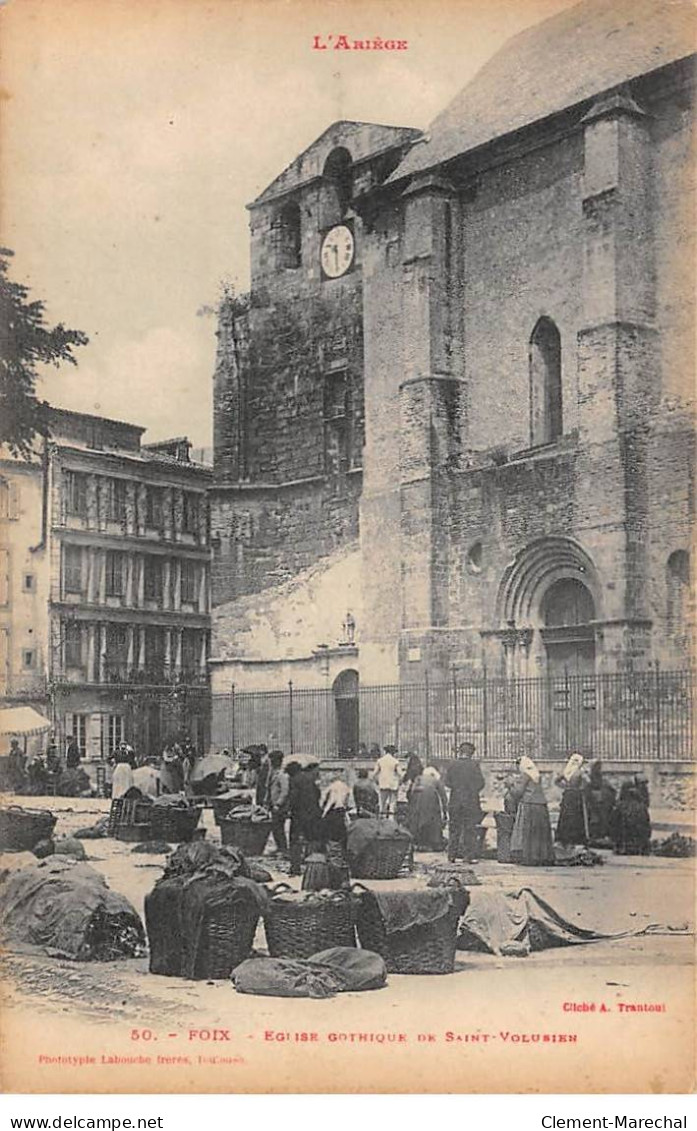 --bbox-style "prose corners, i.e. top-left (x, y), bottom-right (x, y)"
top-left (610, 774), bottom-right (652, 855)
top-left (586, 759), bottom-right (616, 844)
top-left (408, 766), bottom-right (446, 851)
top-left (508, 756), bottom-right (555, 866)
top-left (555, 753), bottom-right (589, 846)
